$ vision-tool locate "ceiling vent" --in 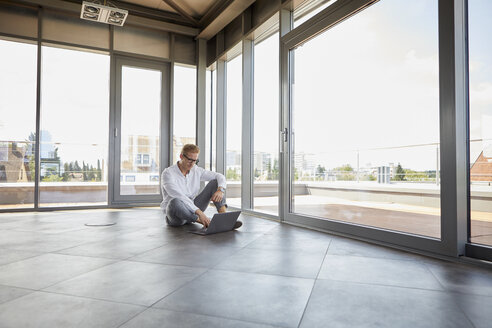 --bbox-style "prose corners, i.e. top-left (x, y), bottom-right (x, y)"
top-left (80, 1), bottom-right (128, 26)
